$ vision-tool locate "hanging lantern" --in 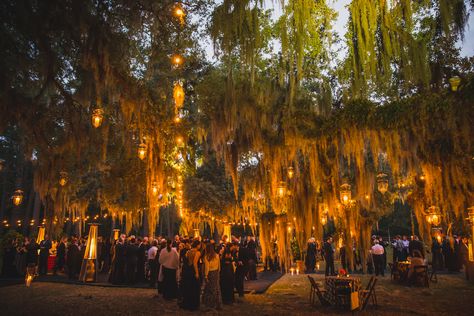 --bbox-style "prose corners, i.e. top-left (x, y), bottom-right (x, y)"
top-left (91, 108), bottom-right (104, 128)
top-left (171, 54), bottom-right (184, 67)
top-left (174, 4), bottom-right (185, 18)
top-left (59, 171), bottom-right (68, 186)
top-left (277, 181), bottom-right (286, 198)
top-left (287, 166), bottom-right (294, 179)
top-left (376, 172), bottom-right (389, 194)
top-left (138, 143), bottom-right (147, 160)
top-left (449, 76), bottom-right (461, 92)
top-left (0, 158), bottom-right (5, 171)
top-left (193, 228), bottom-right (200, 238)
top-left (426, 206), bottom-right (441, 226)
top-left (151, 181), bottom-right (159, 196)
top-left (12, 189), bottom-right (24, 206)
top-left (173, 81), bottom-right (185, 110)
top-left (339, 183), bottom-right (351, 205)
top-left (176, 135), bottom-right (184, 147)
top-left (321, 215), bottom-right (327, 226)
top-left (113, 229), bottom-right (120, 241)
